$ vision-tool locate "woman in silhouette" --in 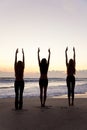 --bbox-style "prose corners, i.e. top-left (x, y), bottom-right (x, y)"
top-left (14, 48), bottom-right (25, 110)
top-left (65, 47), bottom-right (76, 106)
top-left (38, 48), bottom-right (51, 107)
